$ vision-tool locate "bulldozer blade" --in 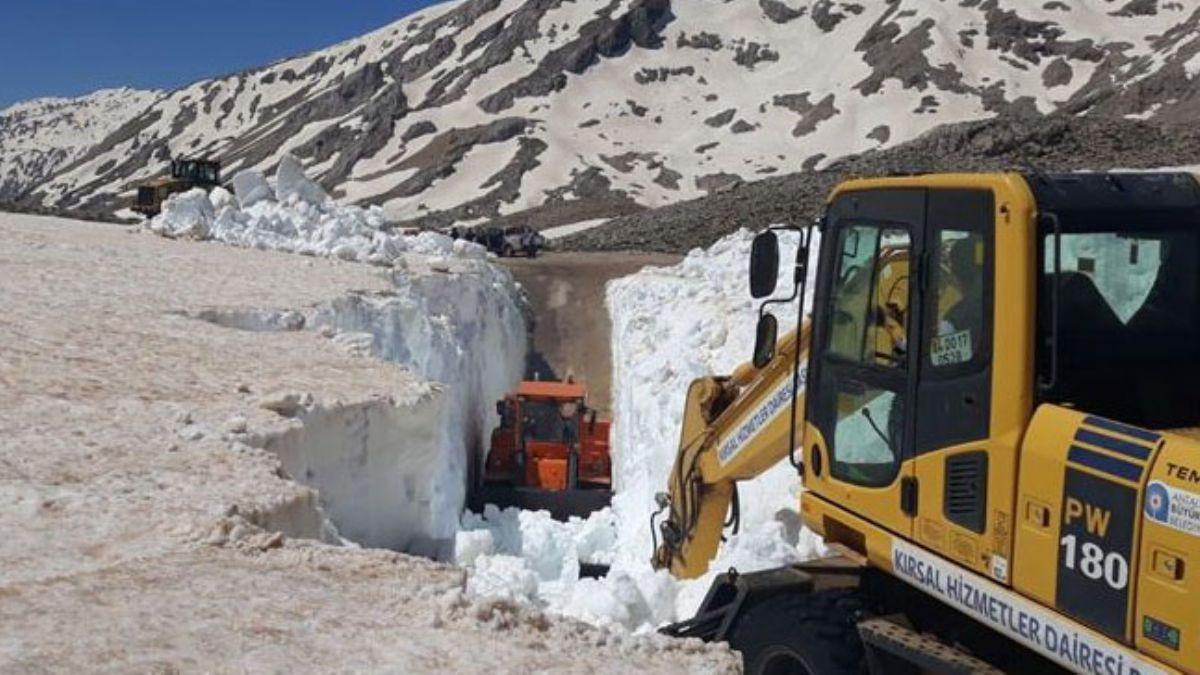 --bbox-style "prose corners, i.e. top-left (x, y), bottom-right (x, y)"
top-left (470, 483), bottom-right (612, 521)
